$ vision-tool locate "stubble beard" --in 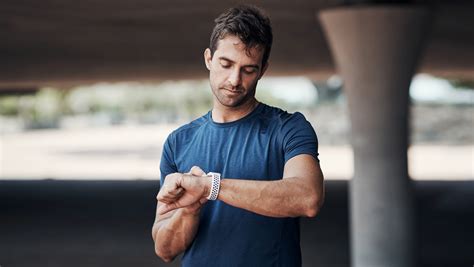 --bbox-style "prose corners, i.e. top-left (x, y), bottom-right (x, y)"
top-left (213, 84), bottom-right (256, 108)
